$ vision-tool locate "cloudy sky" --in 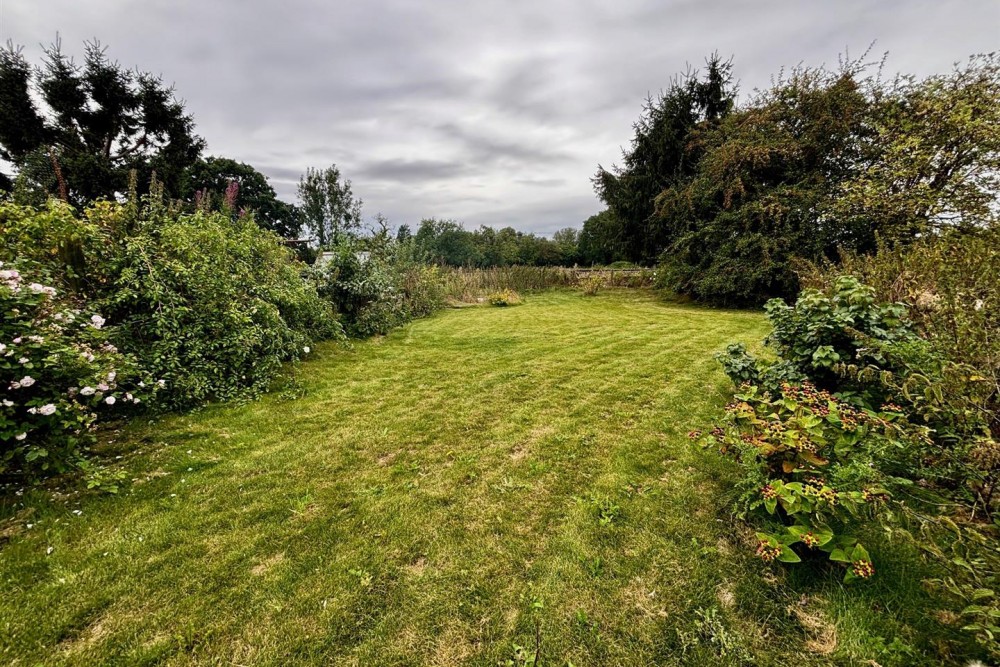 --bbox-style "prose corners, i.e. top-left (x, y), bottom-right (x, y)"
top-left (3, 1), bottom-right (999, 235)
